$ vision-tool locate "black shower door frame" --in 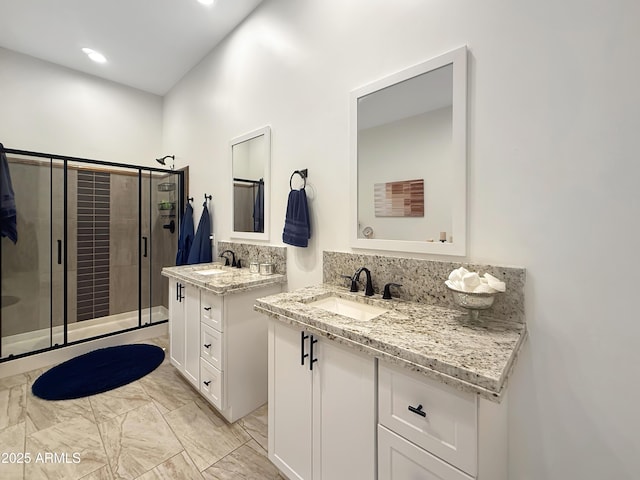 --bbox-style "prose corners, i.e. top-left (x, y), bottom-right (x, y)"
top-left (0, 147), bottom-right (184, 361)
